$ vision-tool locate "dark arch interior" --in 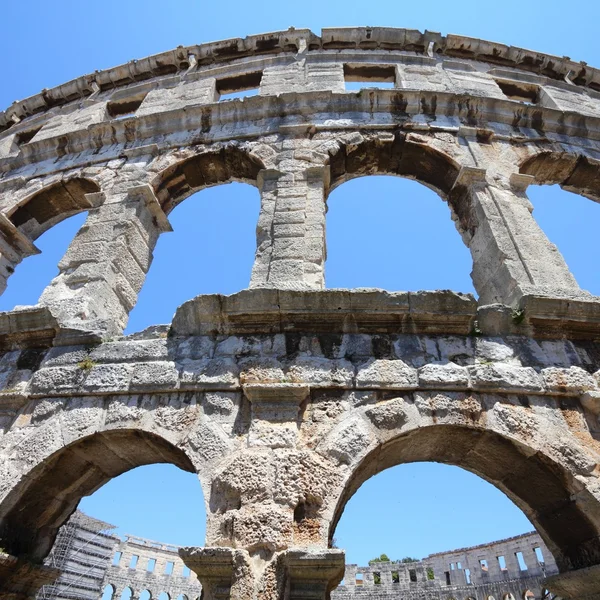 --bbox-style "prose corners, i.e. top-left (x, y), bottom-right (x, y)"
top-left (154, 147), bottom-right (264, 213)
top-left (327, 133), bottom-right (461, 199)
top-left (9, 178), bottom-right (100, 240)
top-left (0, 429), bottom-right (194, 561)
top-left (520, 152), bottom-right (600, 202)
top-left (329, 425), bottom-right (600, 573)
